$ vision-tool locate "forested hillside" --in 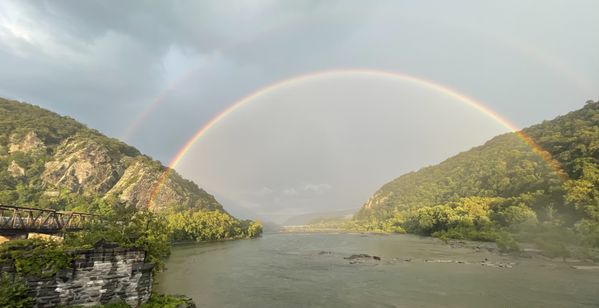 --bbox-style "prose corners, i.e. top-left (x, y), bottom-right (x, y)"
top-left (0, 98), bottom-right (261, 242)
top-left (354, 100), bottom-right (599, 252)
top-left (0, 98), bottom-right (223, 212)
